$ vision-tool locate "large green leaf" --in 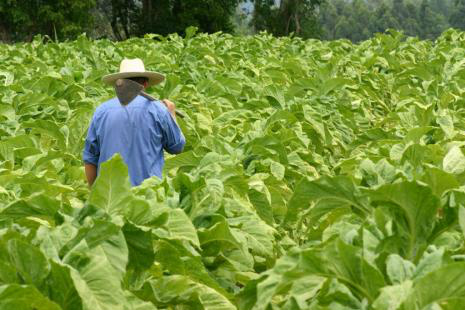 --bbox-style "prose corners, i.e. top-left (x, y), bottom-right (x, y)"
top-left (153, 239), bottom-right (231, 299)
top-left (144, 275), bottom-right (236, 310)
top-left (370, 182), bottom-right (440, 260)
top-left (334, 239), bottom-right (386, 300)
top-left (0, 284), bottom-right (62, 310)
top-left (7, 239), bottom-right (50, 287)
top-left (238, 238), bottom-right (385, 309)
top-left (386, 254), bottom-right (415, 284)
top-left (443, 146), bottom-right (465, 174)
top-left (372, 281), bottom-right (413, 310)
top-left (59, 219), bottom-right (126, 275)
top-left (164, 208), bottom-right (200, 247)
top-left (65, 240), bottom-right (129, 310)
top-left (21, 120), bottom-right (67, 149)
top-left (285, 176), bottom-right (369, 225)
top-left (46, 261), bottom-right (83, 310)
top-left (123, 223), bottom-right (155, 271)
top-left (0, 194), bottom-right (60, 223)
top-left (88, 154), bottom-right (132, 215)
top-left (421, 167), bottom-right (459, 198)
top-left (401, 263), bottom-right (465, 310)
